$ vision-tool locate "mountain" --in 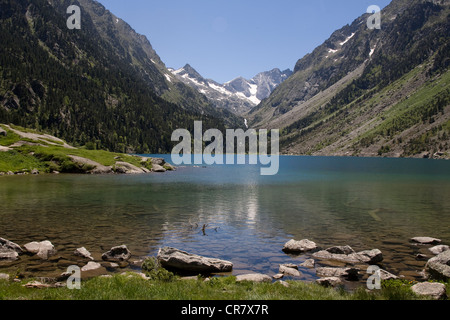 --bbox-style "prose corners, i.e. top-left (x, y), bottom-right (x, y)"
top-left (169, 64), bottom-right (292, 115)
top-left (248, 0), bottom-right (450, 158)
top-left (0, 0), bottom-right (240, 154)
